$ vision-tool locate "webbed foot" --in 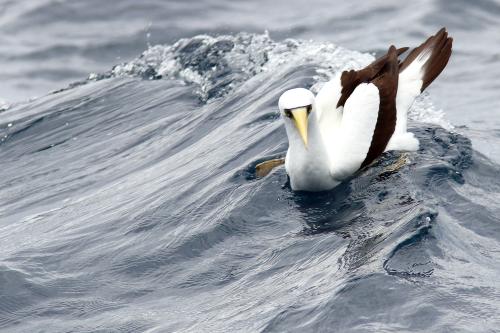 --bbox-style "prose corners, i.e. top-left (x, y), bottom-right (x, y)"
top-left (384, 153), bottom-right (408, 174)
top-left (255, 158), bottom-right (285, 178)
